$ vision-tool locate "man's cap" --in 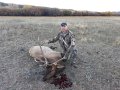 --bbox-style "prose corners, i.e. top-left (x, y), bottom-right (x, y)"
top-left (61, 23), bottom-right (67, 27)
